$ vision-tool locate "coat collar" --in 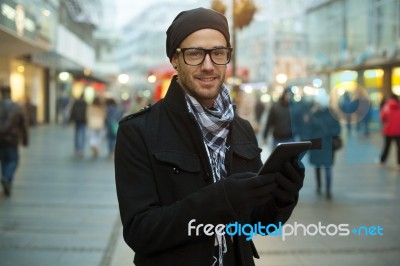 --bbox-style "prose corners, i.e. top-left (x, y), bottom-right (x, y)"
top-left (163, 75), bottom-right (190, 114)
